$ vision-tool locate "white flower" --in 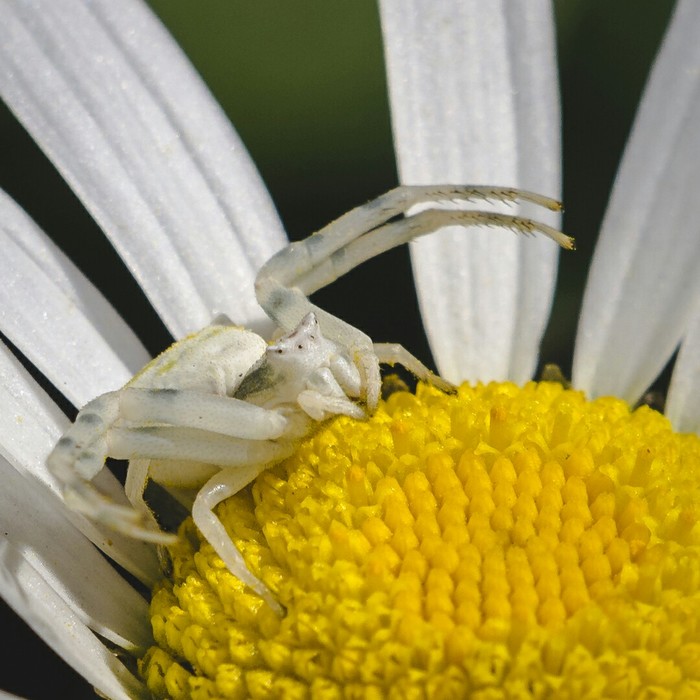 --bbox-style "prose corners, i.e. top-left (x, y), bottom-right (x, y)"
top-left (0, 0), bottom-right (699, 697)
